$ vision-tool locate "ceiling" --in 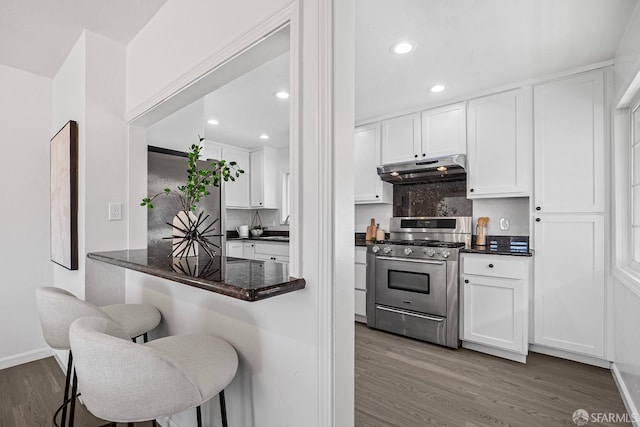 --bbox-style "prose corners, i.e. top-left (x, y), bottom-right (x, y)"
top-left (355, 0), bottom-right (639, 122)
top-left (0, 0), bottom-right (167, 77)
